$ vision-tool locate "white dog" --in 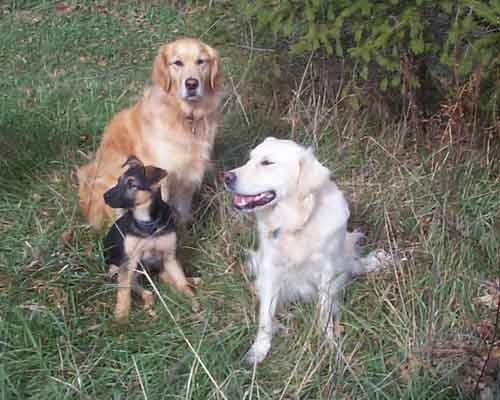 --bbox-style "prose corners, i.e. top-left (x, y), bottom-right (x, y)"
top-left (224, 137), bottom-right (388, 364)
